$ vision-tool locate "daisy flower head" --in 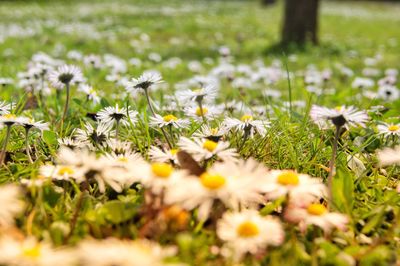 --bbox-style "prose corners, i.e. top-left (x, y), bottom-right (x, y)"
top-left (40, 164), bottom-right (84, 183)
top-left (310, 105), bottom-right (369, 129)
top-left (97, 104), bottom-right (138, 127)
top-left (192, 124), bottom-right (228, 142)
top-left (149, 146), bottom-right (180, 165)
top-left (223, 114), bottom-right (270, 138)
top-left (284, 200), bottom-right (348, 234)
top-left (75, 122), bottom-right (114, 149)
top-left (48, 64), bottom-right (83, 89)
top-left (377, 85), bottom-right (400, 102)
top-left (106, 139), bottom-right (135, 155)
top-left (19, 117), bottom-right (49, 131)
top-left (377, 145), bottom-right (400, 166)
top-left (184, 104), bottom-right (223, 121)
top-left (165, 159), bottom-right (267, 220)
top-left (149, 114), bottom-right (189, 129)
top-left (0, 184), bottom-right (24, 227)
top-left (178, 137), bottom-right (238, 162)
top-left (175, 84), bottom-right (218, 104)
top-left (135, 161), bottom-right (186, 195)
top-left (260, 170), bottom-right (326, 201)
top-left (126, 71), bottom-right (163, 91)
top-left (377, 123), bottom-right (400, 137)
top-left (79, 84), bottom-right (101, 104)
top-left (77, 238), bottom-right (176, 266)
top-left (217, 209), bottom-right (284, 260)
top-left (0, 114), bottom-right (24, 126)
top-left (58, 137), bottom-right (87, 149)
top-left (0, 236), bottom-right (74, 266)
